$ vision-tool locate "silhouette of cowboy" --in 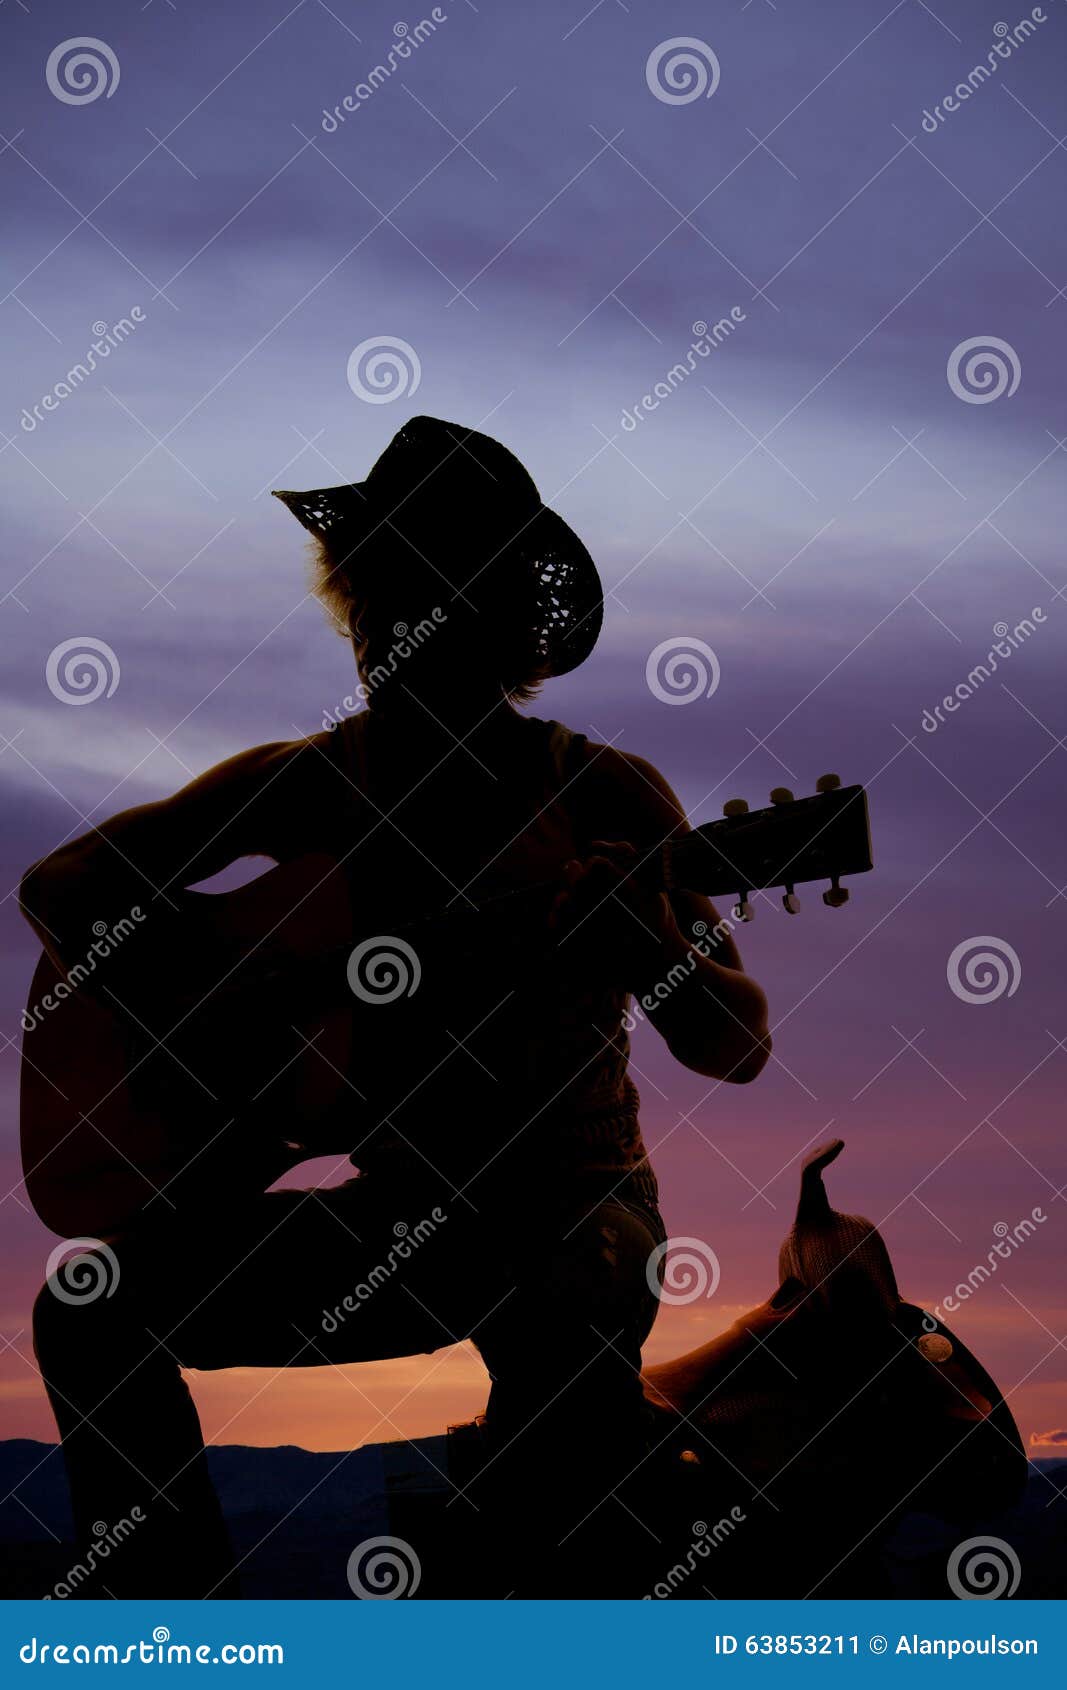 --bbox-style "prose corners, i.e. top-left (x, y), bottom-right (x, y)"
top-left (23, 417), bottom-right (770, 1596)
